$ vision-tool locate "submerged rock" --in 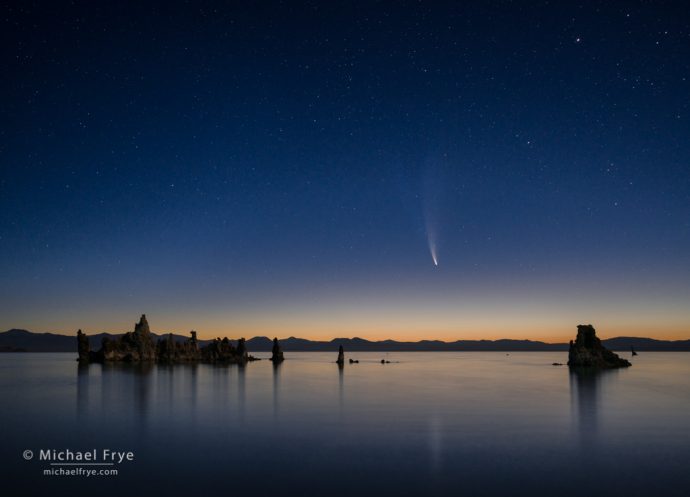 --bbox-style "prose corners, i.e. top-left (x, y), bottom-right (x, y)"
top-left (270, 338), bottom-right (284, 363)
top-left (568, 324), bottom-right (631, 369)
top-left (336, 345), bottom-right (344, 365)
